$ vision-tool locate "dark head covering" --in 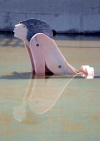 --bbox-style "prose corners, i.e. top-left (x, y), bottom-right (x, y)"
top-left (20, 18), bottom-right (53, 41)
